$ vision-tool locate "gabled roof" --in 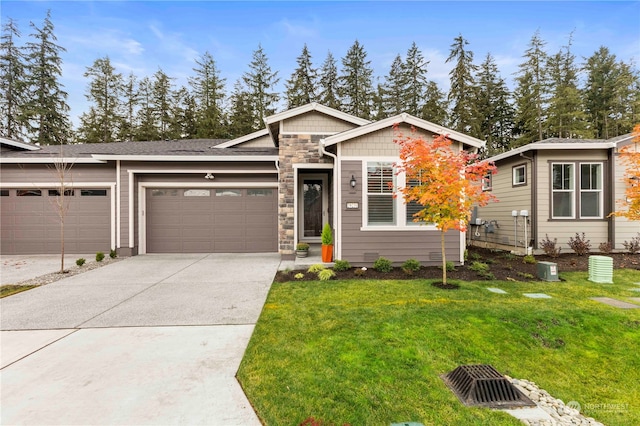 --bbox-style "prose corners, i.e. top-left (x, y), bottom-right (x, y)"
top-left (264, 102), bottom-right (371, 126)
top-left (322, 113), bottom-right (485, 149)
top-left (487, 134), bottom-right (631, 163)
top-left (0, 136), bottom-right (40, 151)
top-left (214, 129), bottom-right (271, 148)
